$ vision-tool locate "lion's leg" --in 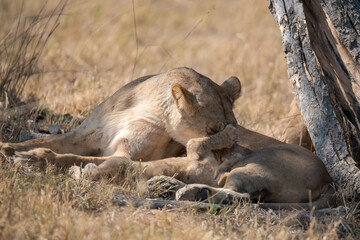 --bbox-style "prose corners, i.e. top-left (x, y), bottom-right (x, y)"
top-left (14, 148), bottom-right (111, 169)
top-left (175, 183), bottom-right (250, 204)
top-left (175, 183), bottom-right (334, 209)
top-left (13, 147), bottom-right (137, 180)
top-left (13, 147), bottom-right (196, 181)
top-left (76, 155), bottom-right (211, 181)
top-left (1, 130), bottom-right (100, 157)
top-left (87, 155), bottom-right (218, 184)
top-left (0, 136), bottom-right (64, 156)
